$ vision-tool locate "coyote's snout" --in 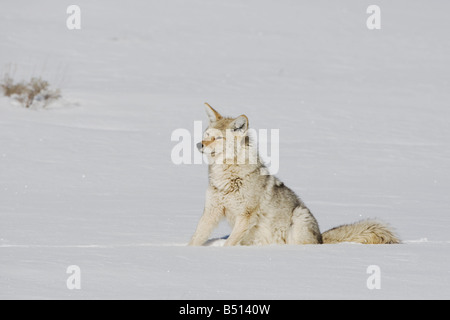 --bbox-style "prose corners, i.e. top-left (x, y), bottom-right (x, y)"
top-left (189, 103), bottom-right (400, 246)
